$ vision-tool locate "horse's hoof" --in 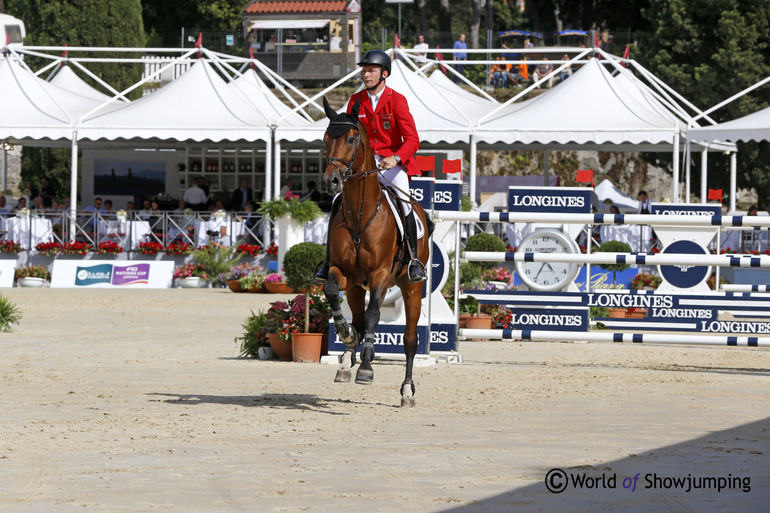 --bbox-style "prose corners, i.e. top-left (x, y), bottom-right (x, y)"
top-left (355, 368), bottom-right (374, 384)
top-left (400, 397), bottom-right (416, 408)
top-left (334, 369), bottom-right (351, 383)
